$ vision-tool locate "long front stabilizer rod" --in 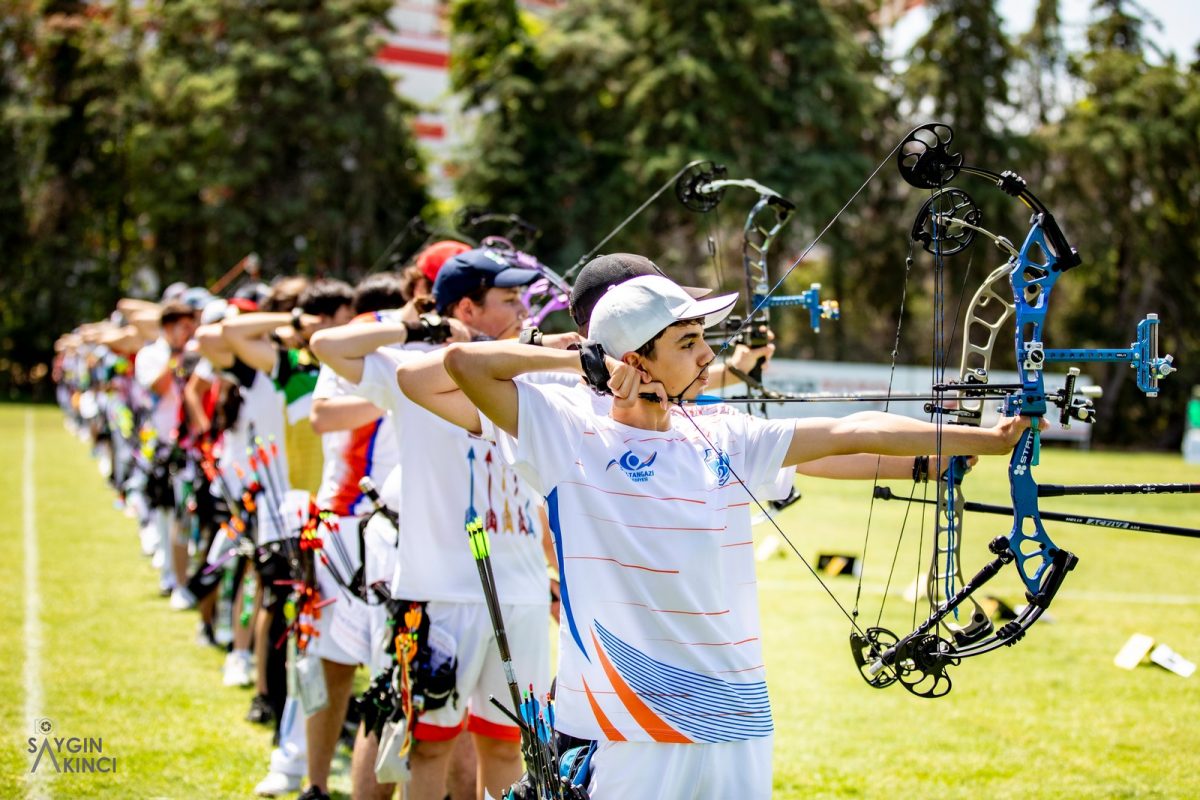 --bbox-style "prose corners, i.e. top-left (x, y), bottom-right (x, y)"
top-left (872, 486), bottom-right (1200, 540)
top-left (1038, 482), bottom-right (1200, 497)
